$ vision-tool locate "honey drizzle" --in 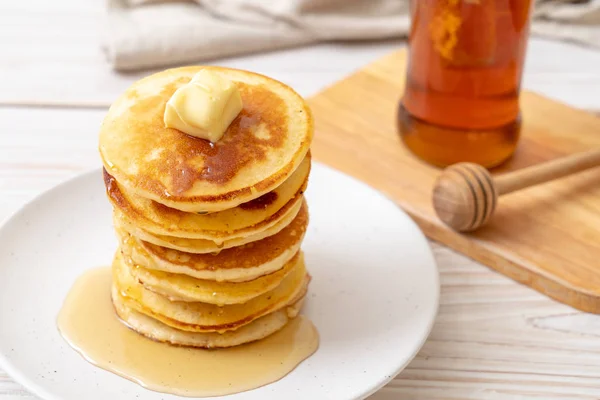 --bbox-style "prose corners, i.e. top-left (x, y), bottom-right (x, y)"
top-left (57, 267), bottom-right (318, 397)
